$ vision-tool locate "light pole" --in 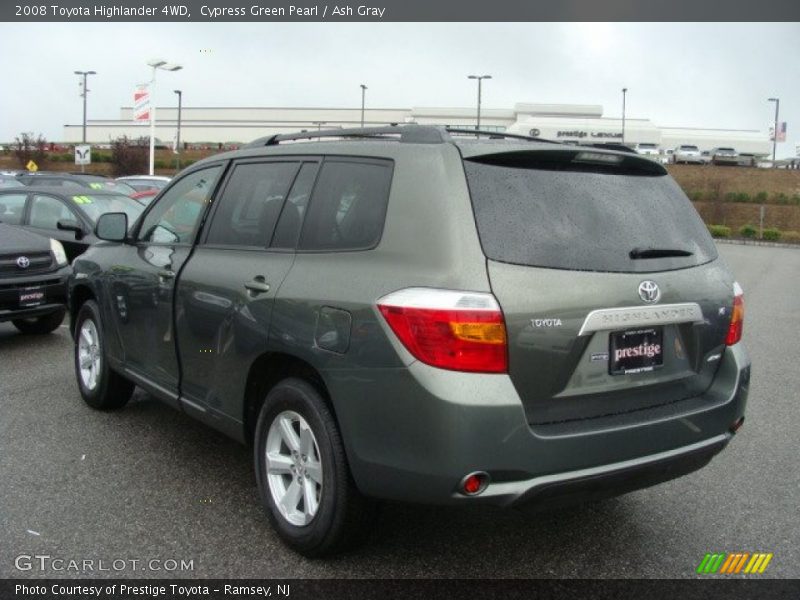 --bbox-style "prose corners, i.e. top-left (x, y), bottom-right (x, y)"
top-left (147, 59), bottom-right (182, 176)
top-left (467, 75), bottom-right (492, 131)
top-left (360, 84), bottom-right (367, 128)
top-left (74, 70), bottom-right (96, 144)
top-left (768, 97), bottom-right (780, 163)
top-left (174, 89), bottom-right (183, 171)
top-left (621, 87), bottom-right (628, 145)
top-left (312, 121), bottom-right (326, 140)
